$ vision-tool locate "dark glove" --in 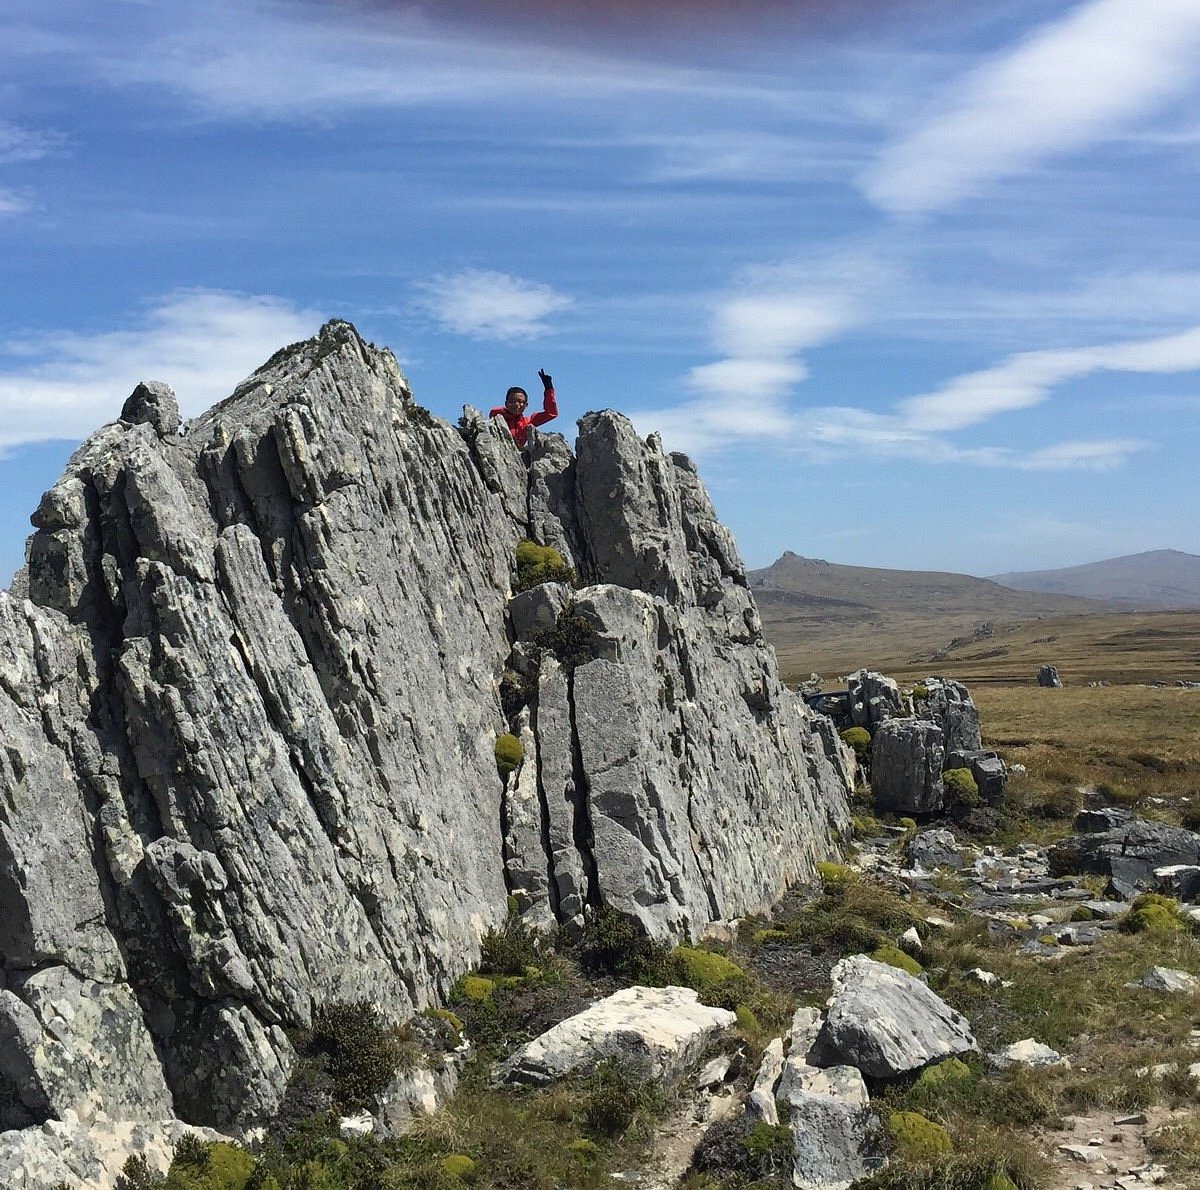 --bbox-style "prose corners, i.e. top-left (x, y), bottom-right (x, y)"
top-left (538, 368), bottom-right (553, 391)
